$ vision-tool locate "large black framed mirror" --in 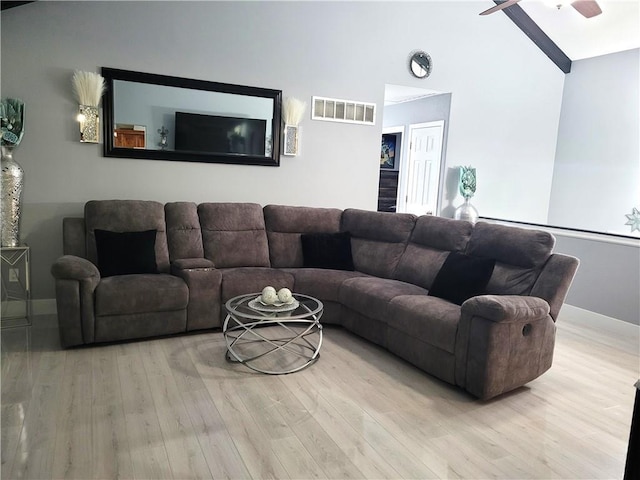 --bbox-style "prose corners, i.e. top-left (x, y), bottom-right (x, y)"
top-left (102, 67), bottom-right (282, 166)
